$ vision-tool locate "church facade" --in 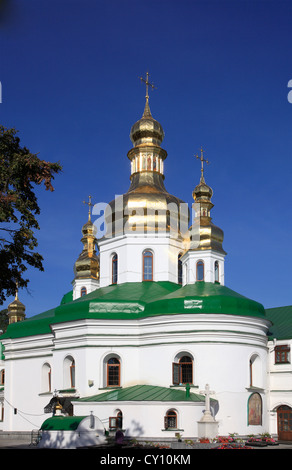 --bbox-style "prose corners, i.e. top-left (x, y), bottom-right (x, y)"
top-left (1, 79), bottom-right (292, 442)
